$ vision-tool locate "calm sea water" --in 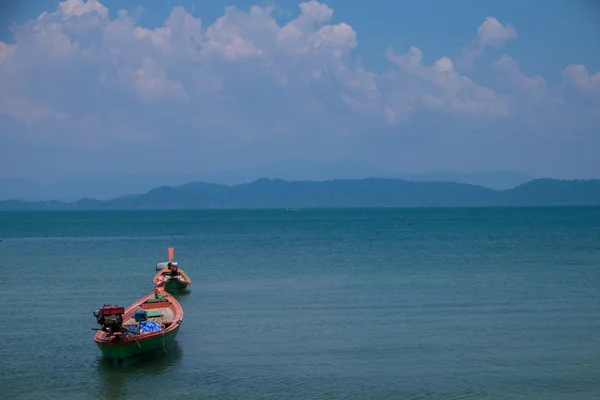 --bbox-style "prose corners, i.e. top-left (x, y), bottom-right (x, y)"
top-left (1, 208), bottom-right (599, 399)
